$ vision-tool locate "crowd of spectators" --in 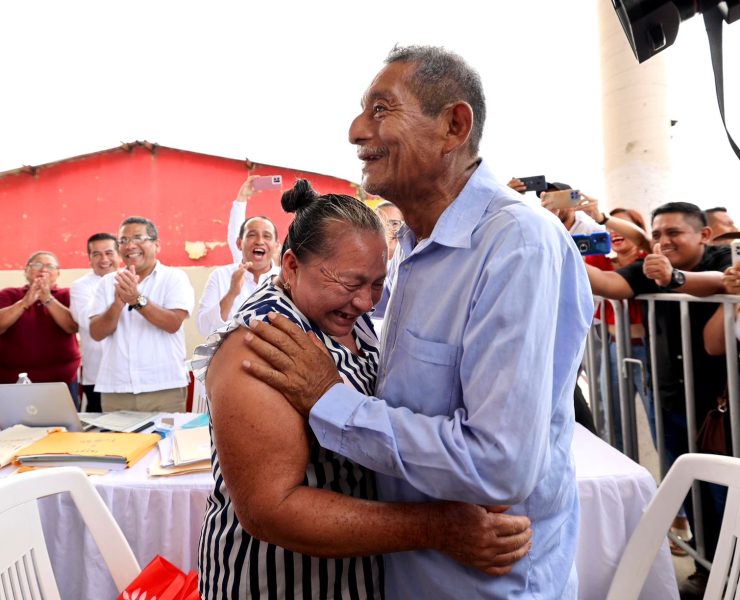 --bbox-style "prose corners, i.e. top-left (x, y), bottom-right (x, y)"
top-left (506, 177), bottom-right (738, 598)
